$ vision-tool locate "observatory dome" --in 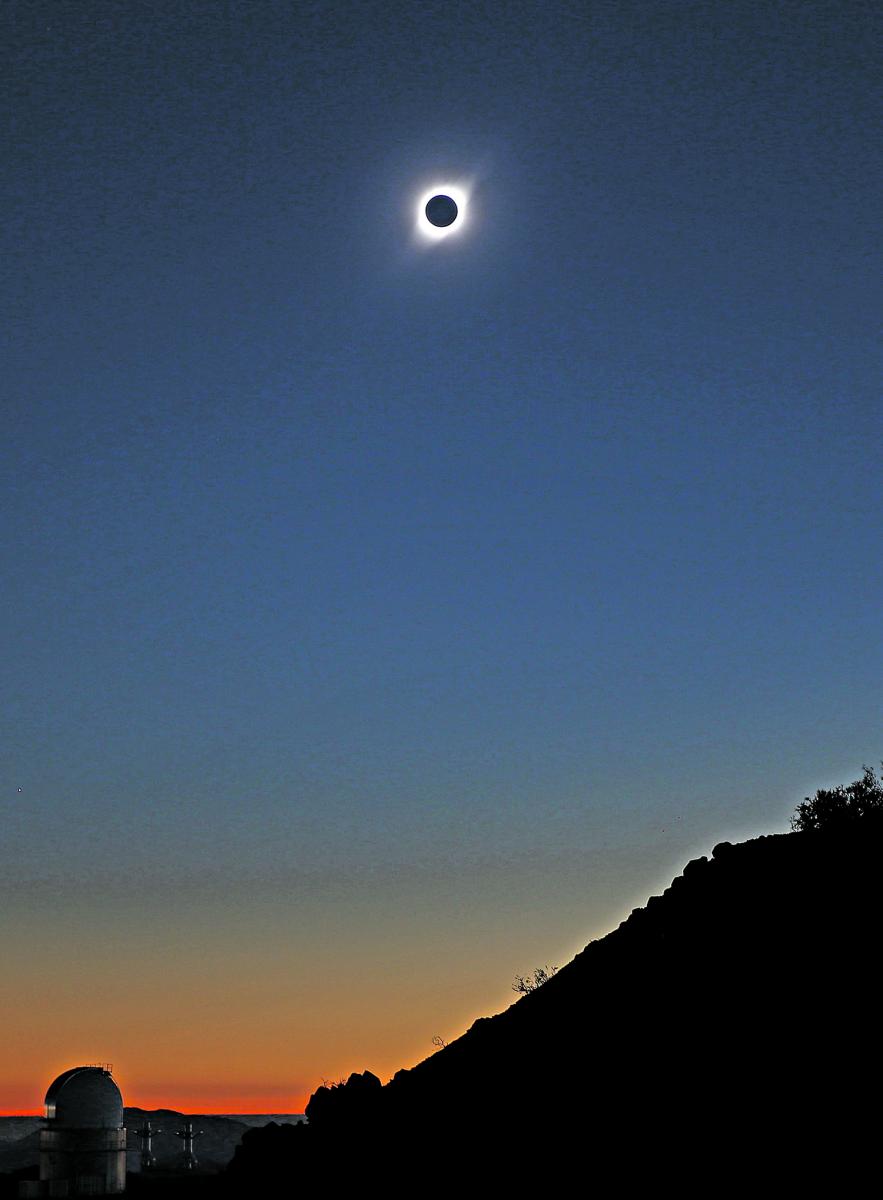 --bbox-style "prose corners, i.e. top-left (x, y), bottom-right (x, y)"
top-left (44, 1066), bottom-right (124, 1129)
